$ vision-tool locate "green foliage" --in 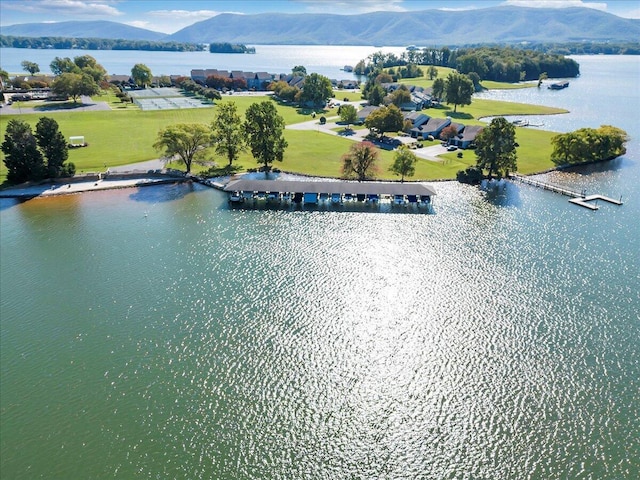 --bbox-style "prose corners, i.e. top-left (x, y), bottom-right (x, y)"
top-left (244, 101), bottom-right (288, 174)
top-left (365, 104), bottom-right (404, 138)
top-left (292, 65), bottom-right (307, 76)
top-left (474, 117), bottom-right (517, 179)
top-left (299, 73), bottom-right (333, 108)
top-left (339, 104), bottom-right (358, 125)
top-left (389, 147), bottom-right (417, 182)
top-left (550, 126), bottom-right (628, 165)
top-left (342, 141), bottom-right (380, 181)
top-left (1, 119), bottom-right (45, 184)
top-left (432, 78), bottom-right (445, 101)
top-left (1, 35), bottom-right (201, 52)
top-left (445, 72), bottom-right (474, 113)
top-left (456, 166), bottom-right (483, 184)
top-left (427, 65), bottom-right (438, 80)
top-left (21, 60), bottom-right (40, 75)
top-left (35, 117), bottom-right (69, 178)
top-left (51, 72), bottom-right (99, 102)
top-left (208, 43), bottom-right (255, 53)
top-left (211, 102), bottom-right (245, 166)
top-left (153, 123), bottom-right (210, 173)
top-left (131, 64), bottom-right (153, 88)
top-left (389, 87), bottom-right (412, 107)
